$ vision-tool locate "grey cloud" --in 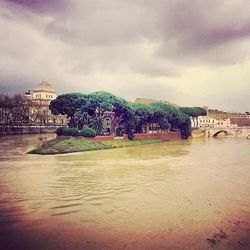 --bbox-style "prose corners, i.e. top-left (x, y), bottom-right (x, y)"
top-left (131, 61), bottom-right (180, 78)
top-left (6, 0), bottom-right (68, 13)
top-left (0, 0), bottom-right (250, 111)
top-left (45, 1), bottom-right (157, 47)
top-left (156, 0), bottom-right (250, 64)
